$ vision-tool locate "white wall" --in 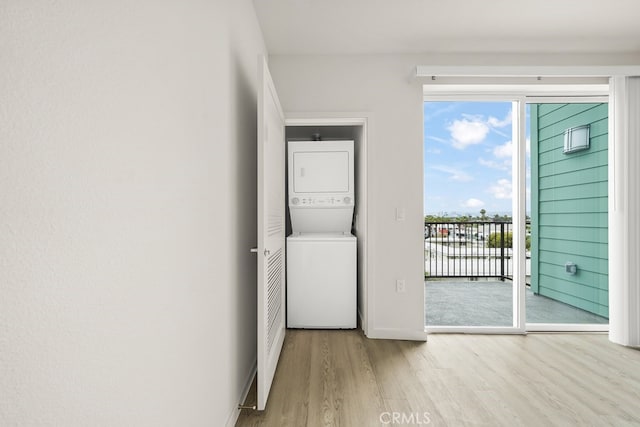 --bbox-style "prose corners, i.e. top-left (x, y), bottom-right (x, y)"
top-left (0, 1), bottom-right (265, 425)
top-left (268, 52), bottom-right (640, 339)
top-left (269, 55), bottom-right (426, 338)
